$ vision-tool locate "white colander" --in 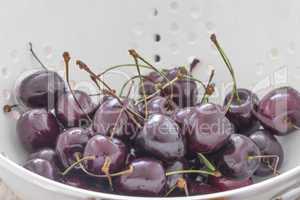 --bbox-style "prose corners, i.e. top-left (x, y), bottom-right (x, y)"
top-left (0, 0), bottom-right (300, 199)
